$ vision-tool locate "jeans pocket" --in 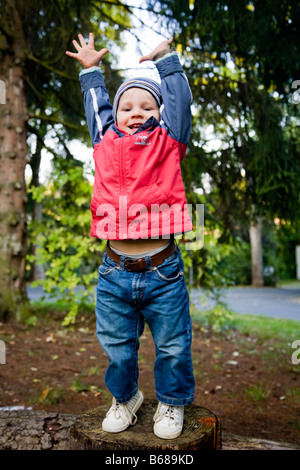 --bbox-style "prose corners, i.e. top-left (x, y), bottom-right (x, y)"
top-left (154, 253), bottom-right (184, 283)
top-left (98, 263), bottom-right (120, 278)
